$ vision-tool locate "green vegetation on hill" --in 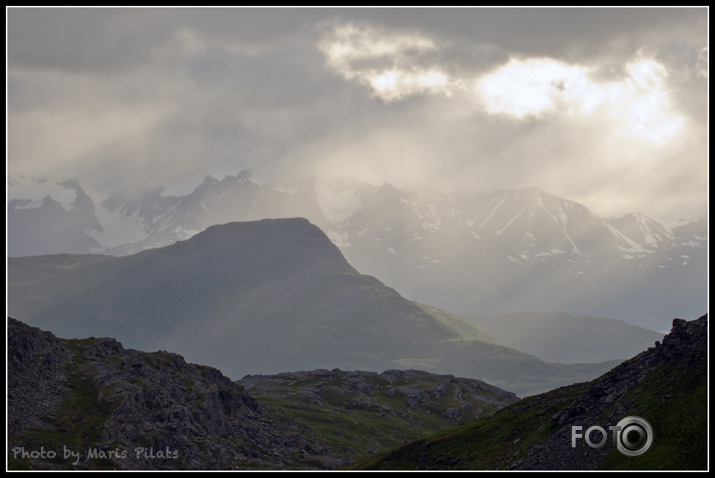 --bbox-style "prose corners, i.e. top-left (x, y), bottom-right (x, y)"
top-left (238, 369), bottom-right (518, 468)
top-left (8, 318), bottom-right (519, 470)
top-left (350, 315), bottom-right (707, 471)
